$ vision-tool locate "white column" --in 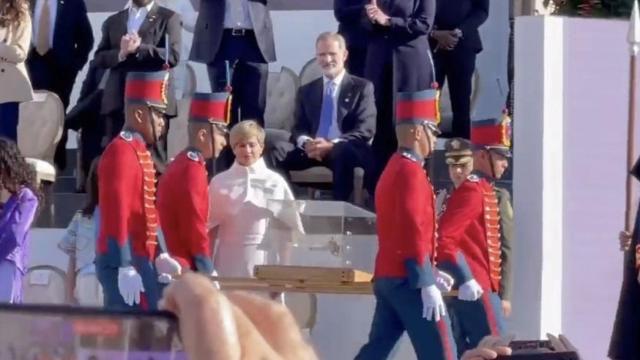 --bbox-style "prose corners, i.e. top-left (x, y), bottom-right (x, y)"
top-left (512, 15), bottom-right (565, 339)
